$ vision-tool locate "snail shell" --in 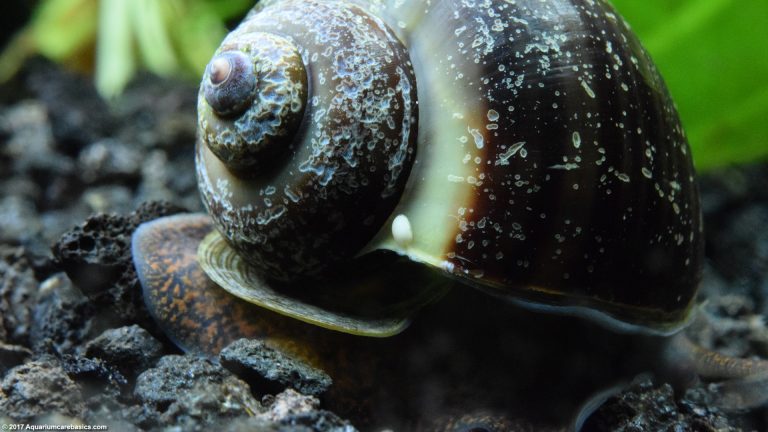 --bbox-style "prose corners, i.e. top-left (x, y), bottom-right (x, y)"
top-left (195, 0), bottom-right (702, 335)
top-left (197, 0), bottom-right (418, 281)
